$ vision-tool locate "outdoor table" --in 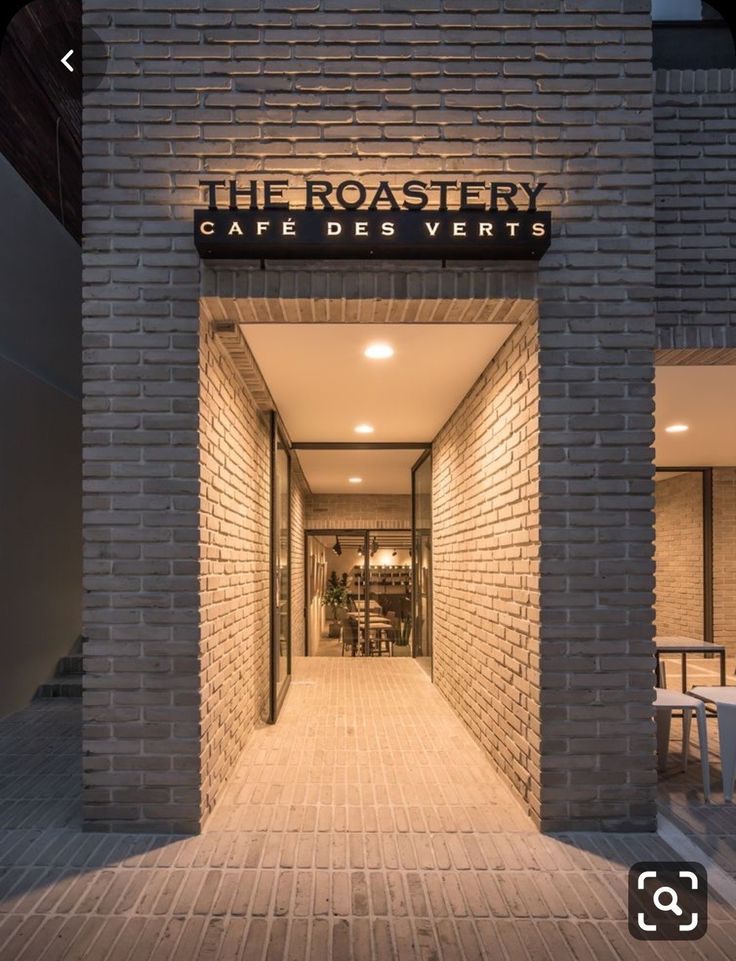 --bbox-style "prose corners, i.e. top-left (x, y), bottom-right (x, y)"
top-left (655, 636), bottom-right (727, 692)
top-left (690, 687), bottom-right (736, 802)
